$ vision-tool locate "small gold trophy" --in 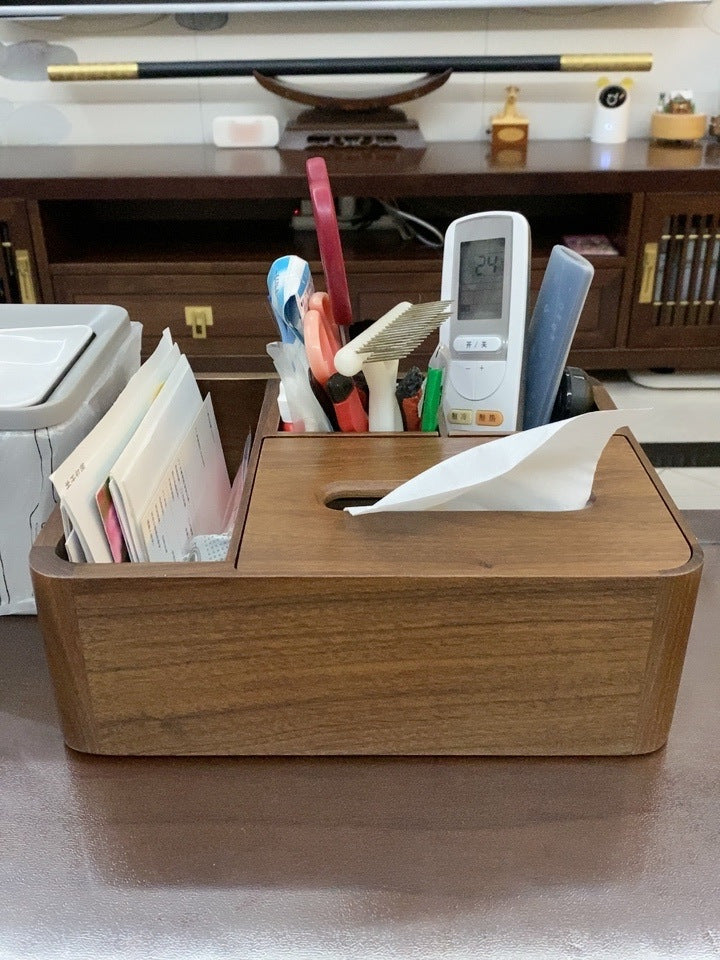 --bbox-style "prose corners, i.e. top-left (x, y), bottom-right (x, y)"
top-left (490, 86), bottom-right (529, 163)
